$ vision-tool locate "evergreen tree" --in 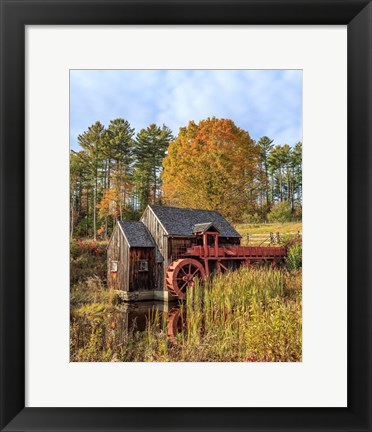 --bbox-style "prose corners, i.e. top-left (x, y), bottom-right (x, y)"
top-left (77, 121), bottom-right (106, 240)
top-left (70, 150), bottom-right (83, 238)
top-left (268, 145), bottom-right (283, 203)
top-left (258, 136), bottom-right (274, 217)
top-left (134, 124), bottom-right (173, 210)
top-left (291, 141), bottom-right (302, 209)
top-left (104, 119), bottom-right (135, 222)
